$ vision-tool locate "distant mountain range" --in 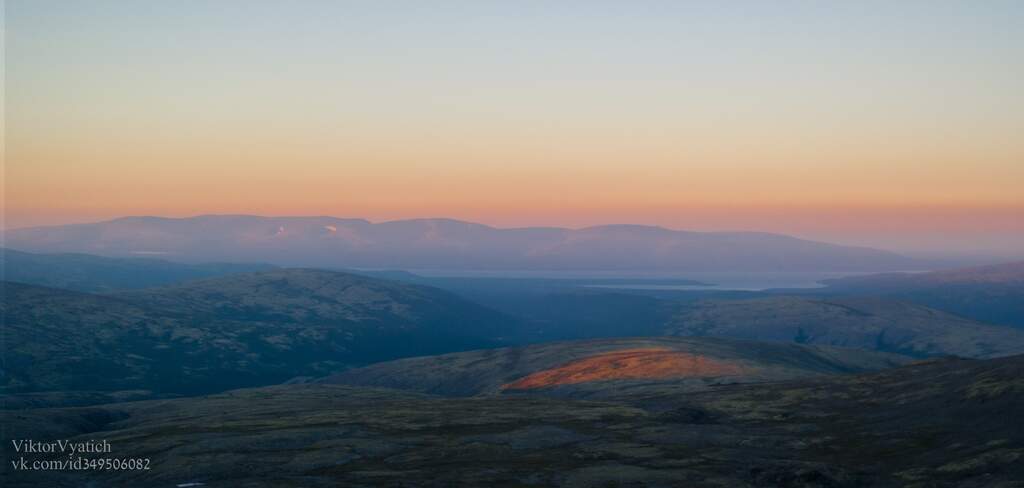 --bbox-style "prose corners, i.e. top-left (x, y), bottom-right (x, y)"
top-left (2, 215), bottom-right (920, 272)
